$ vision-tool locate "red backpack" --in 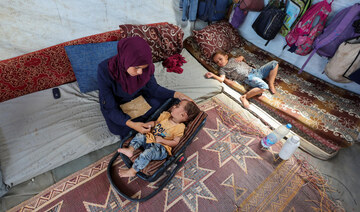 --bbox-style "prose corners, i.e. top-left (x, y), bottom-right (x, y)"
top-left (284, 0), bottom-right (333, 56)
